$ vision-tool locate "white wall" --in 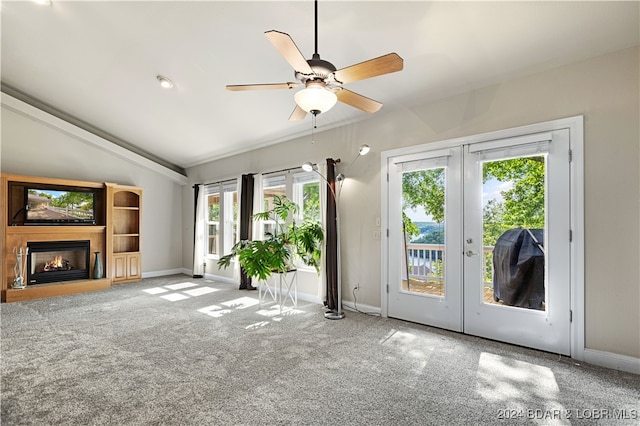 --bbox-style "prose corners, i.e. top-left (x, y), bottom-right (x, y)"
top-left (185, 47), bottom-right (640, 360)
top-left (1, 97), bottom-right (186, 275)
